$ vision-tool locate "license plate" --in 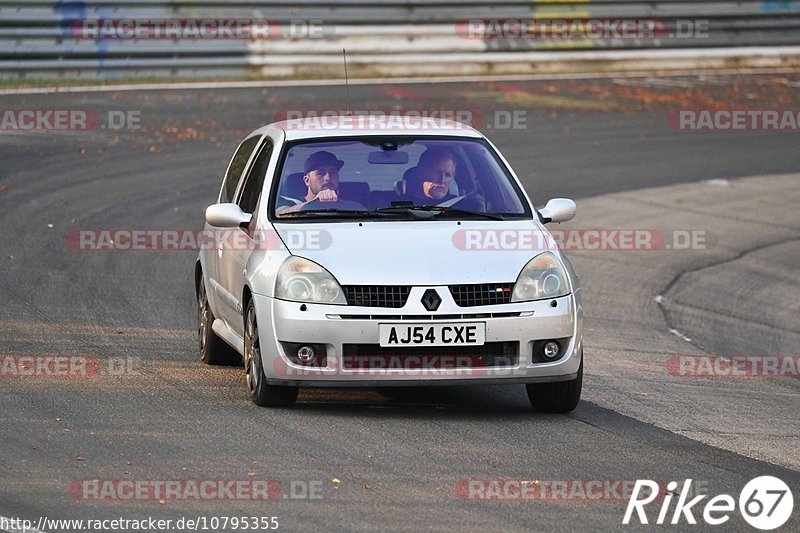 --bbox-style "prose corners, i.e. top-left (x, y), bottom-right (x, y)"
top-left (379, 323), bottom-right (486, 347)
